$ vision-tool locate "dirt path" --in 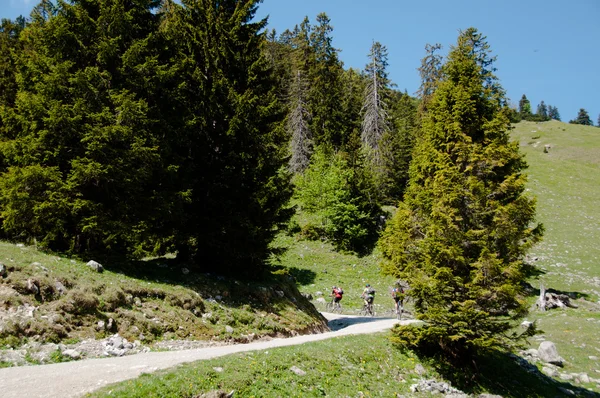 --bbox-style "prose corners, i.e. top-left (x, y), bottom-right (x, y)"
top-left (0, 314), bottom-right (417, 398)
